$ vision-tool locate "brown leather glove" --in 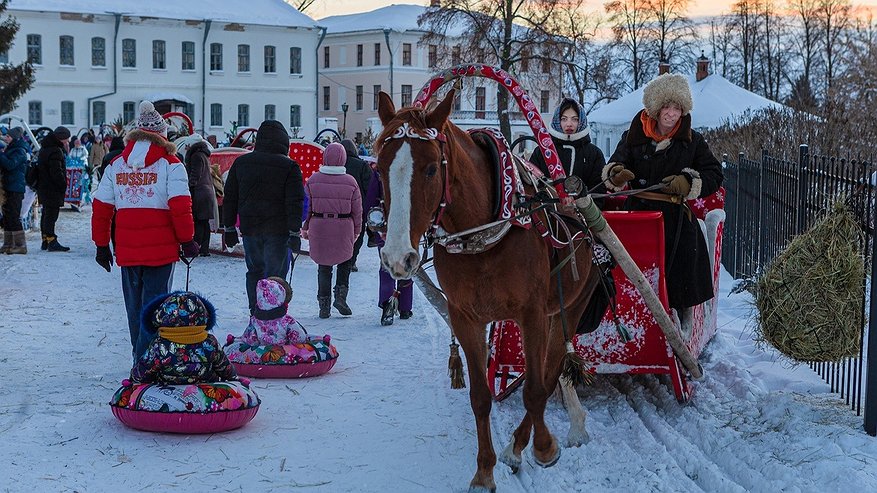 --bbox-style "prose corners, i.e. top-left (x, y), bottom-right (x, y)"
top-left (608, 164), bottom-right (635, 188)
top-left (661, 174), bottom-right (691, 197)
